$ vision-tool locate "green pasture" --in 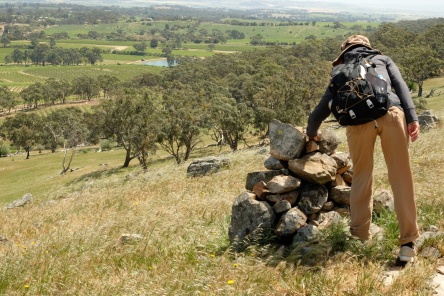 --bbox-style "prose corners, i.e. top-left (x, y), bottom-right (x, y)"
top-left (0, 147), bottom-right (130, 204)
top-left (0, 63), bottom-right (163, 88)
